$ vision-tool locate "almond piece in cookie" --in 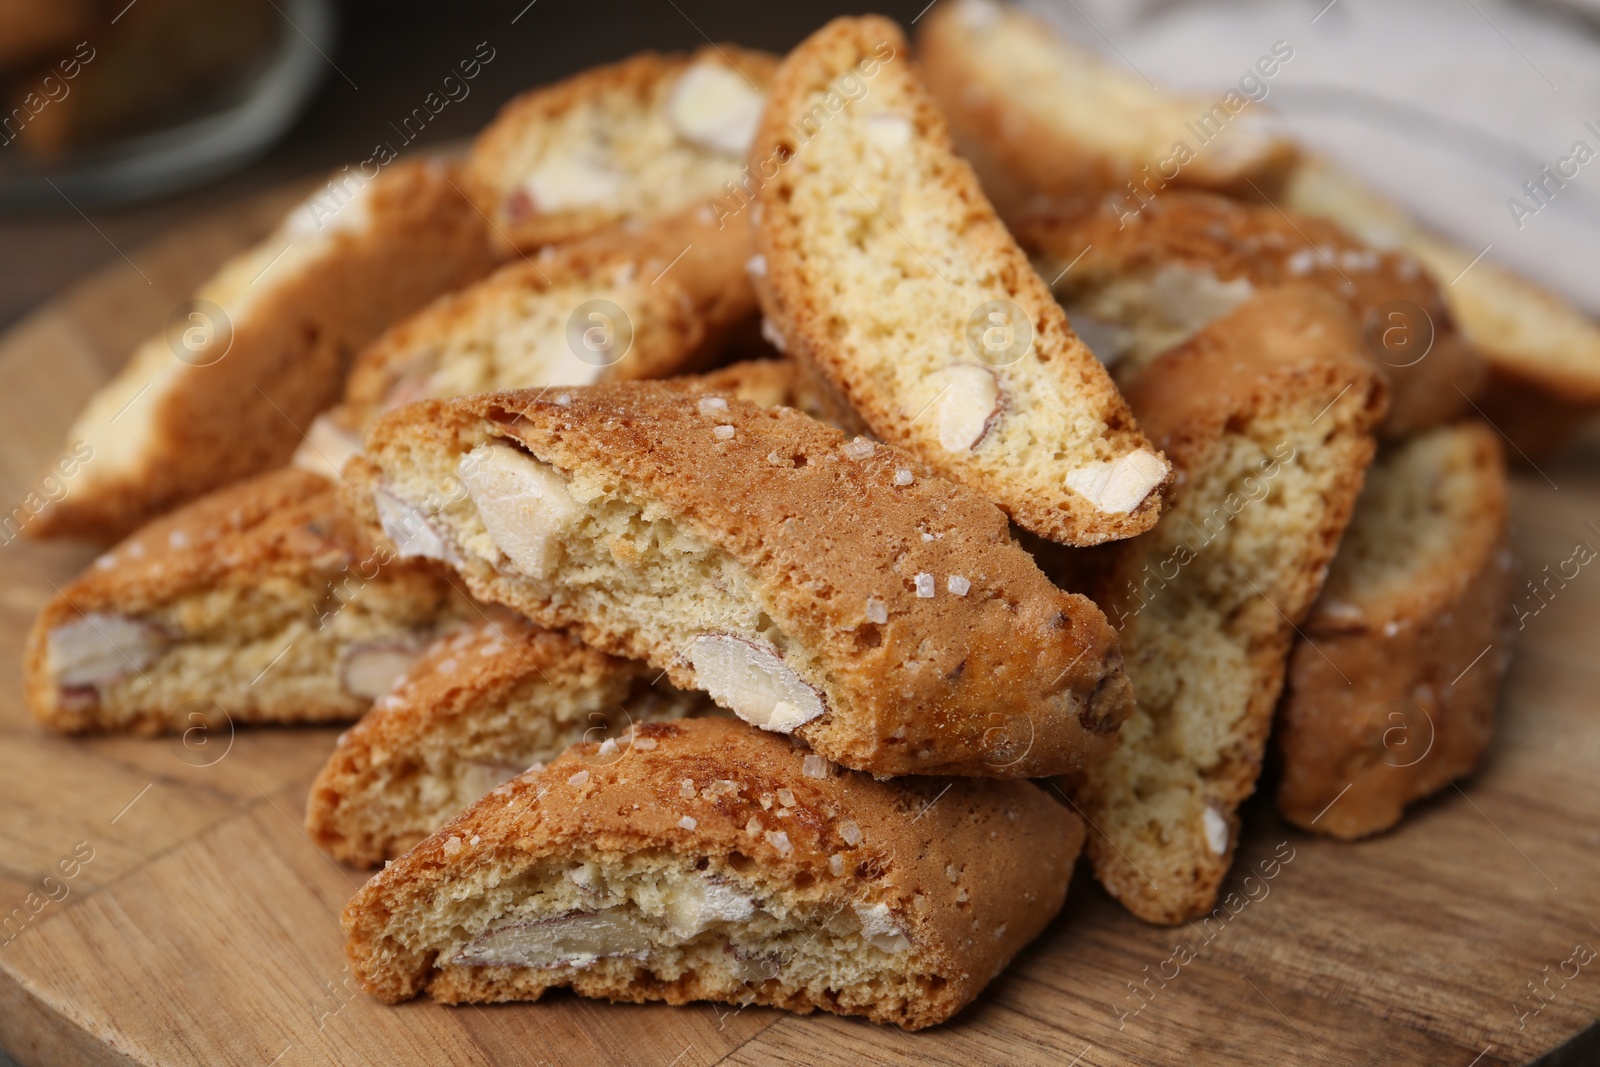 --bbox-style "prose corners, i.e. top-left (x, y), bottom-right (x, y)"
top-left (1057, 287), bottom-right (1387, 924)
top-left (344, 381), bottom-right (1133, 778)
top-left (24, 468), bottom-right (472, 734)
top-left (916, 0), bottom-right (1296, 219)
top-left (1277, 423), bottom-right (1514, 839)
top-left (341, 717), bottom-right (1083, 1028)
top-left (1018, 191), bottom-right (1486, 438)
top-left (307, 616), bottom-right (713, 866)
top-left (465, 47), bottom-right (778, 252)
top-left (750, 16), bottom-right (1168, 547)
top-left (28, 160), bottom-right (499, 541)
